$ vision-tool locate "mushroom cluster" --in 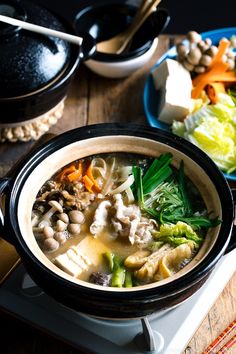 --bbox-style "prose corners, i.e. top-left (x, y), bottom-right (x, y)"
top-left (32, 200), bottom-right (85, 253)
top-left (176, 31), bottom-right (236, 74)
